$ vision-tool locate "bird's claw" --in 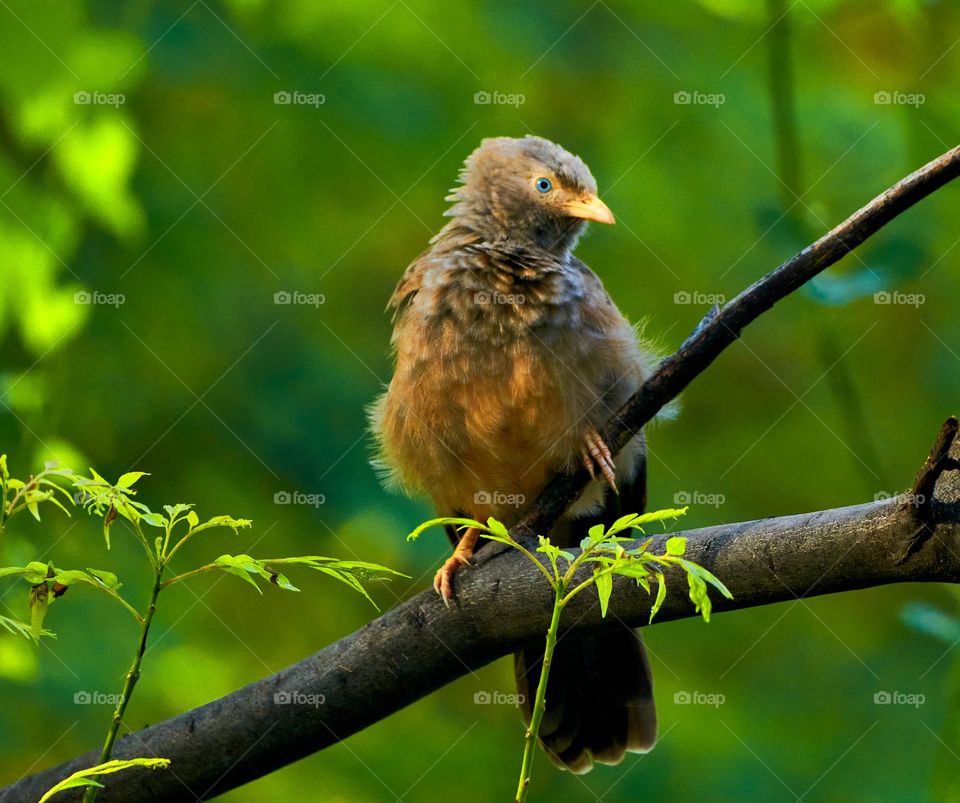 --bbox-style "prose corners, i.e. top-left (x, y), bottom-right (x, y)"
top-left (581, 428), bottom-right (618, 494)
top-left (433, 551), bottom-right (471, 608)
